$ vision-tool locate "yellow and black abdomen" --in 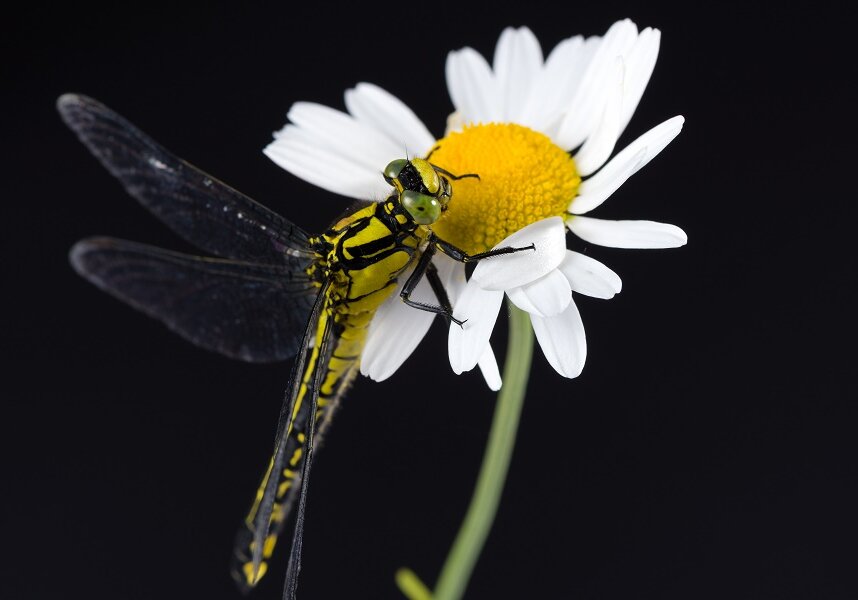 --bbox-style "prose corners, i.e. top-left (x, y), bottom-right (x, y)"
top-left (230, 303), bottom-right (351, 589)
top-left (231, 199), bottom-right (425, 589)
